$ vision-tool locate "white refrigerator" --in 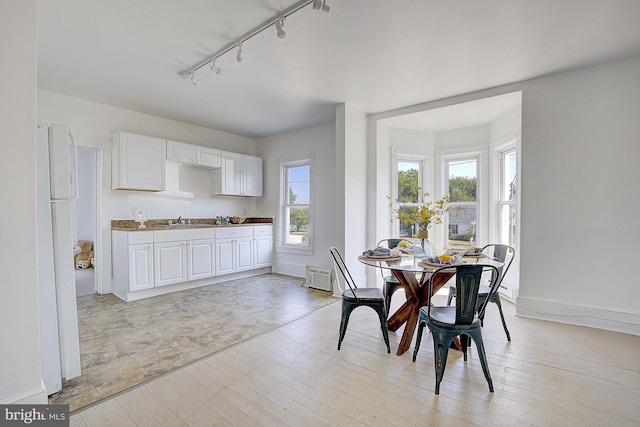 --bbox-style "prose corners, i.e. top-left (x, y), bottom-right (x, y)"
top-left (36, 123), bottom-right (81, 395)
